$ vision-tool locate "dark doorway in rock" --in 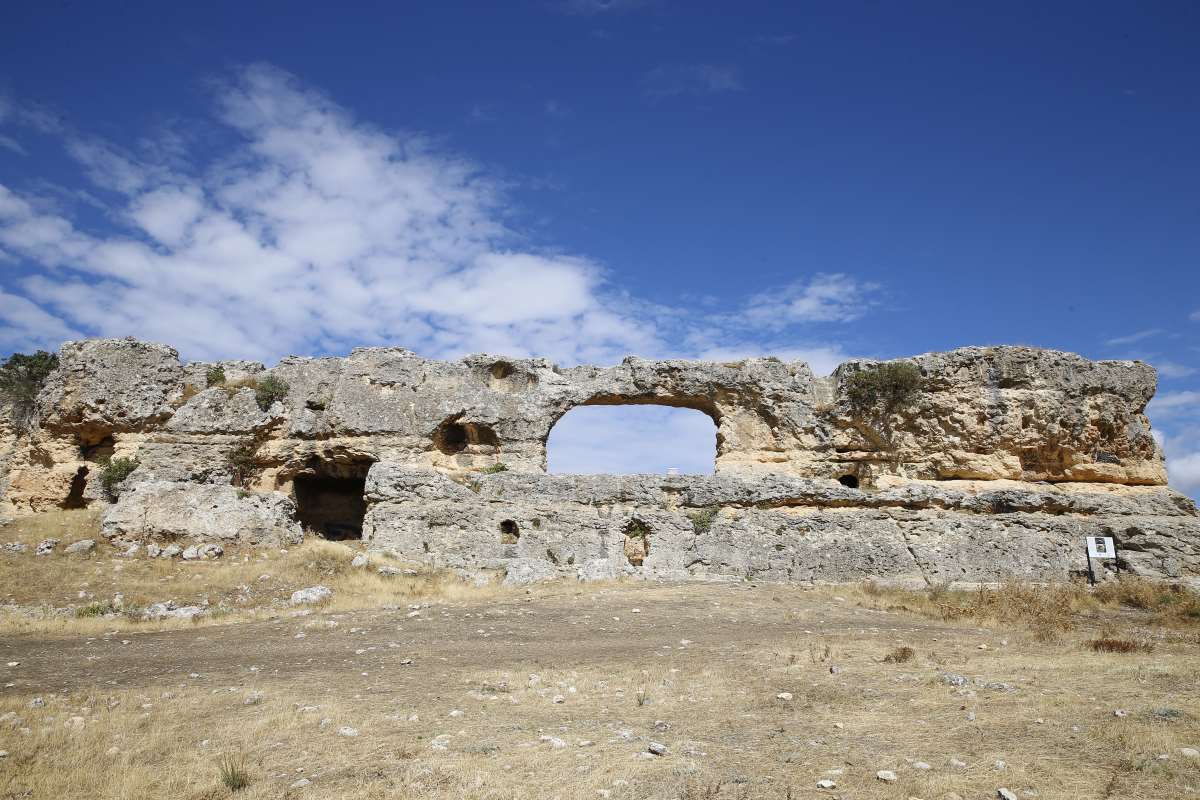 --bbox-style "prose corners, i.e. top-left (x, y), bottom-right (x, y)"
top-left (623, 519), bottom-right (651, 566)
top-left (293, 458), bottom-right (374, 540)
top-left (62, 466), bottom-right (89, 509)
top-left (499, 519), bottom-right (520, 544)
top-left (837, 474), bottom-right (860, 489)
